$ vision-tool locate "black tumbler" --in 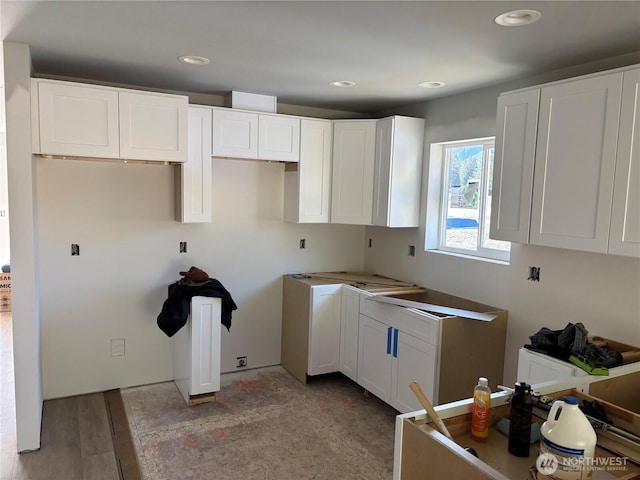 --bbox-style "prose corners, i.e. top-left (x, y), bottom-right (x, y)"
top-left (508, 381), bottom-right (532, 457)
